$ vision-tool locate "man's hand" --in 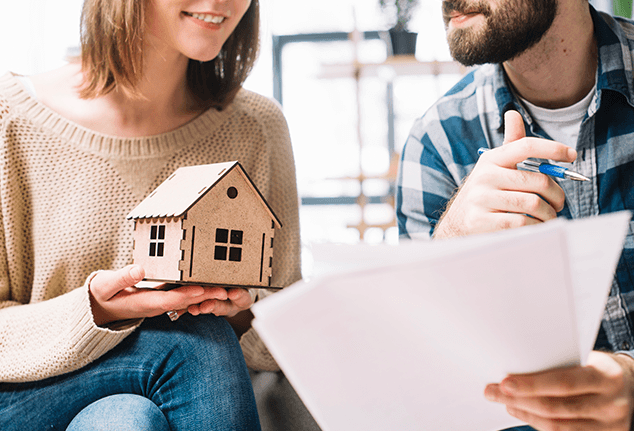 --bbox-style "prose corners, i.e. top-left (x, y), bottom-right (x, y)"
top-left (89, 265), bottom-right (255, 326)
top-left (433, 110), bottom-right (577, 239)
top-left (484, 351), bottom-right (634, 430)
